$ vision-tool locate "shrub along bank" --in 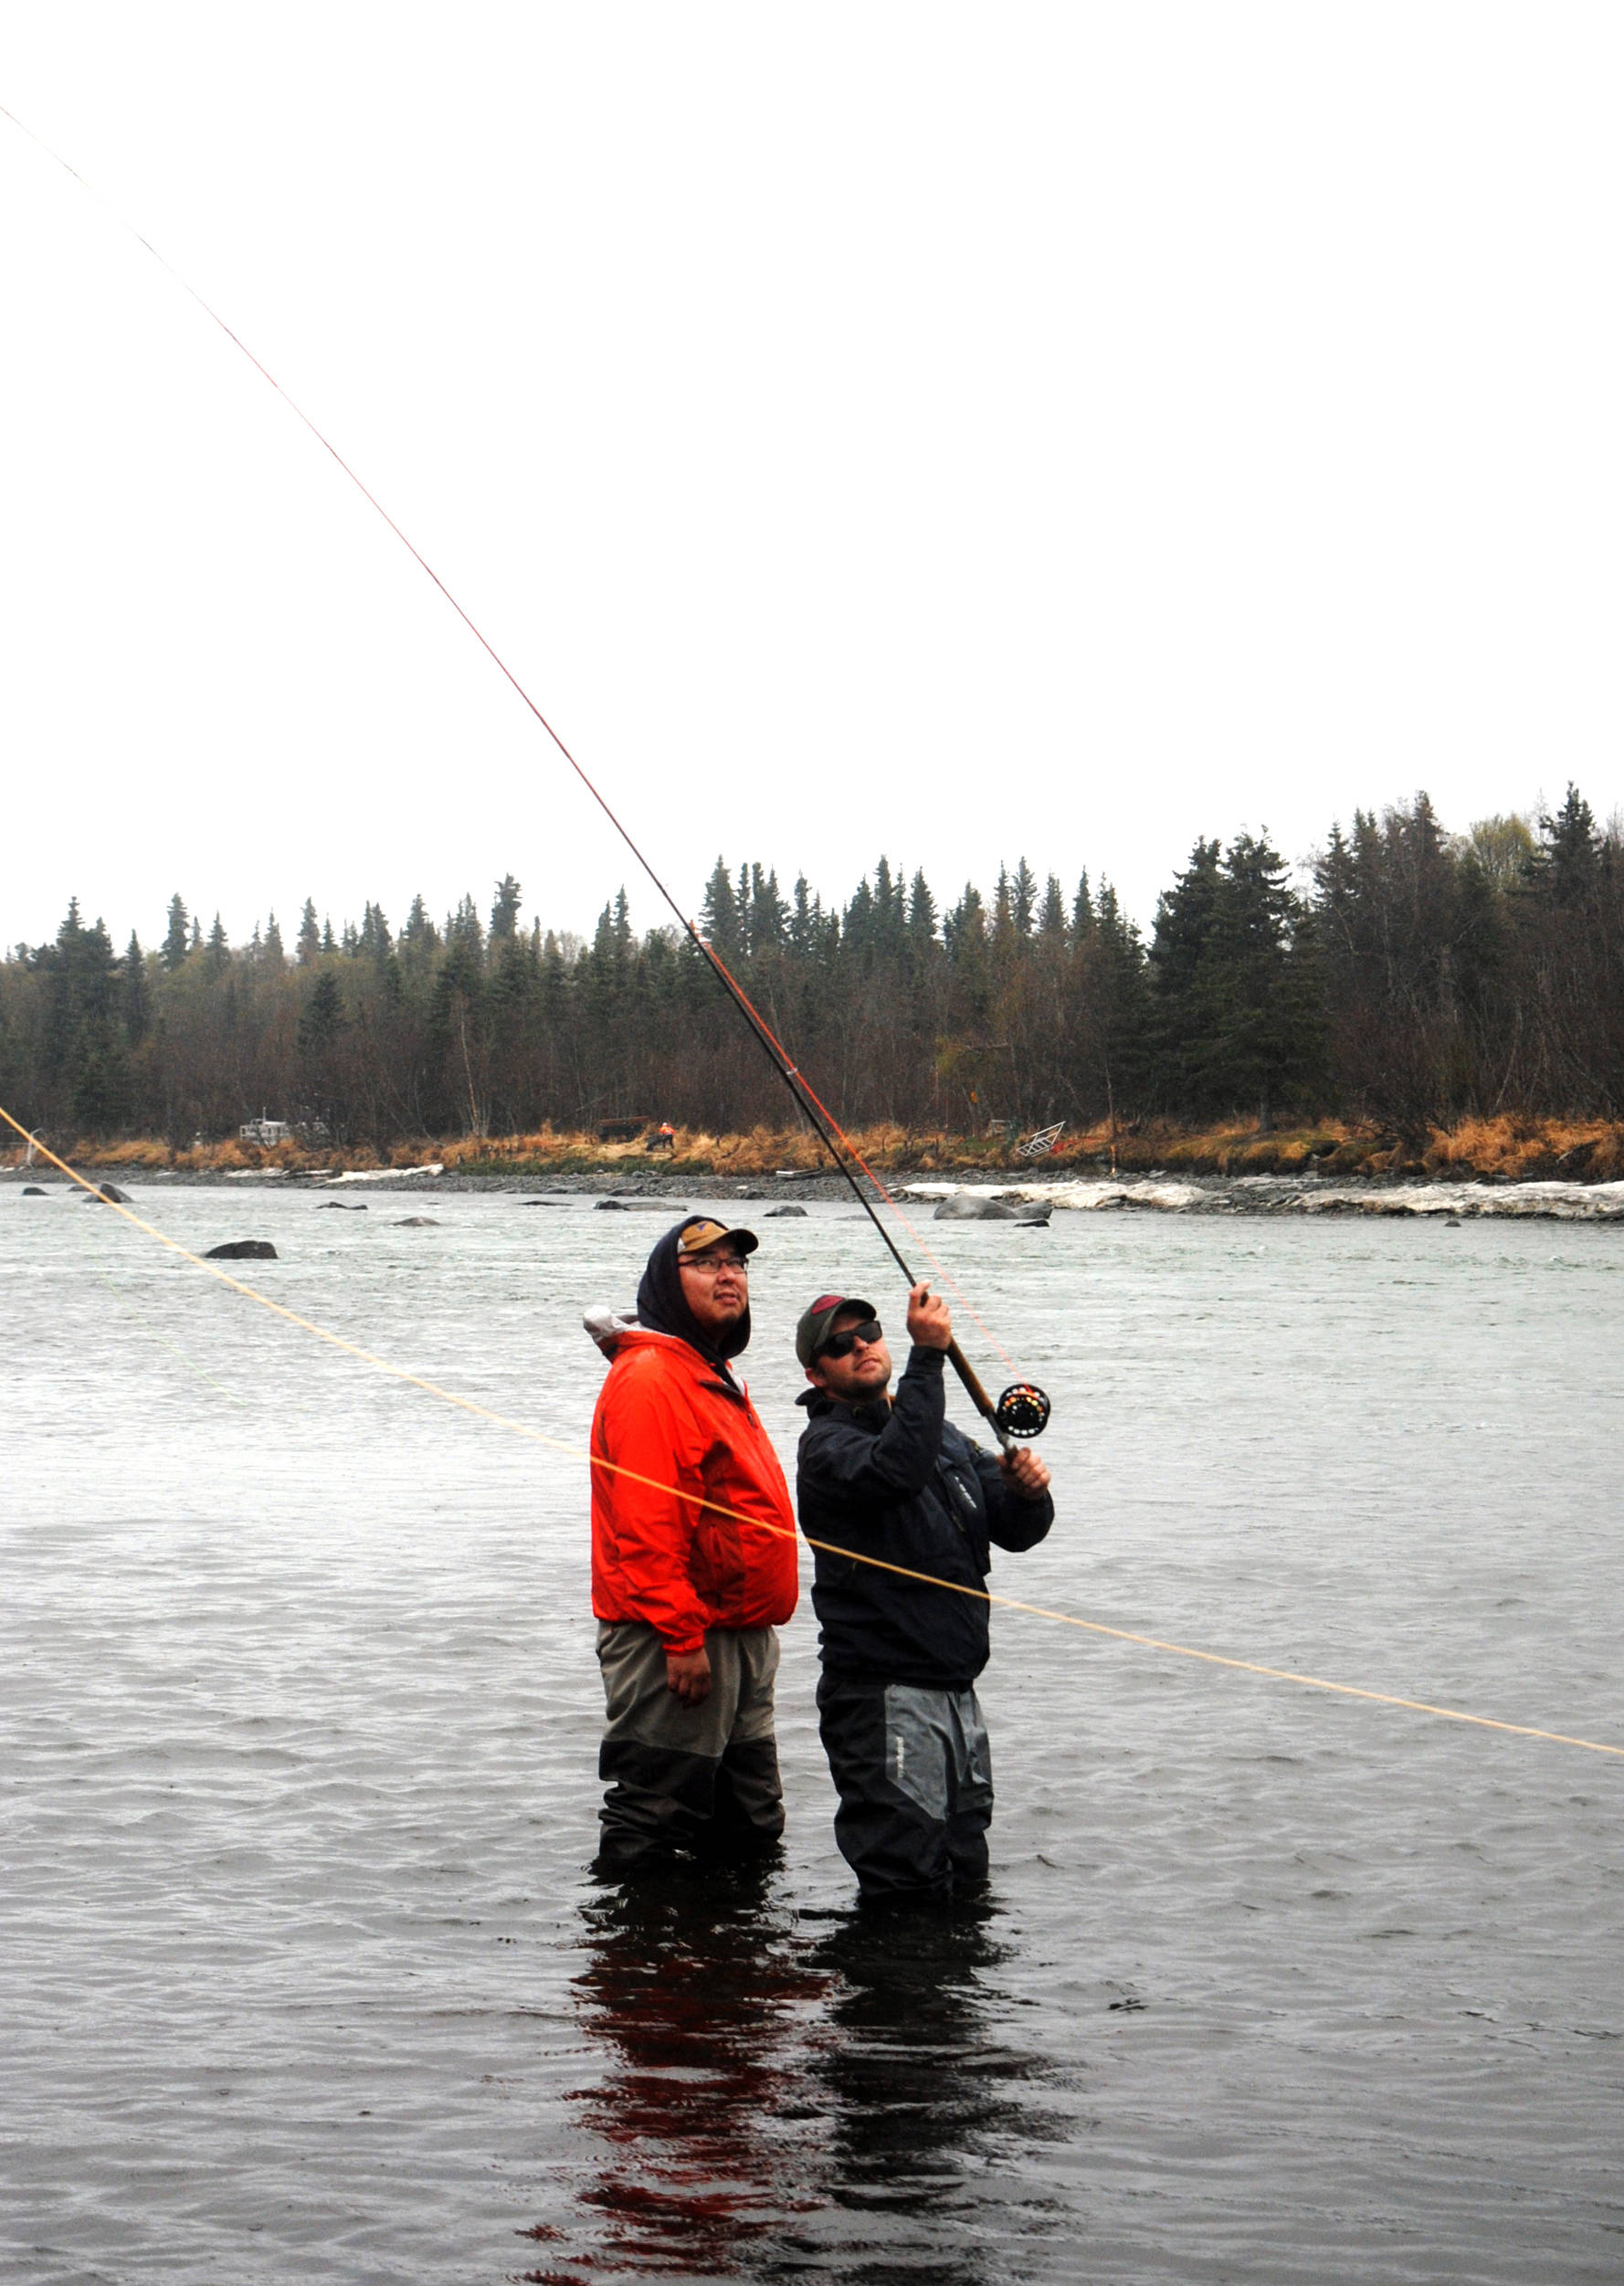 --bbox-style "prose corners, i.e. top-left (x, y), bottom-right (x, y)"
top-left (11, 1114), bottom-right (1623, 1185)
